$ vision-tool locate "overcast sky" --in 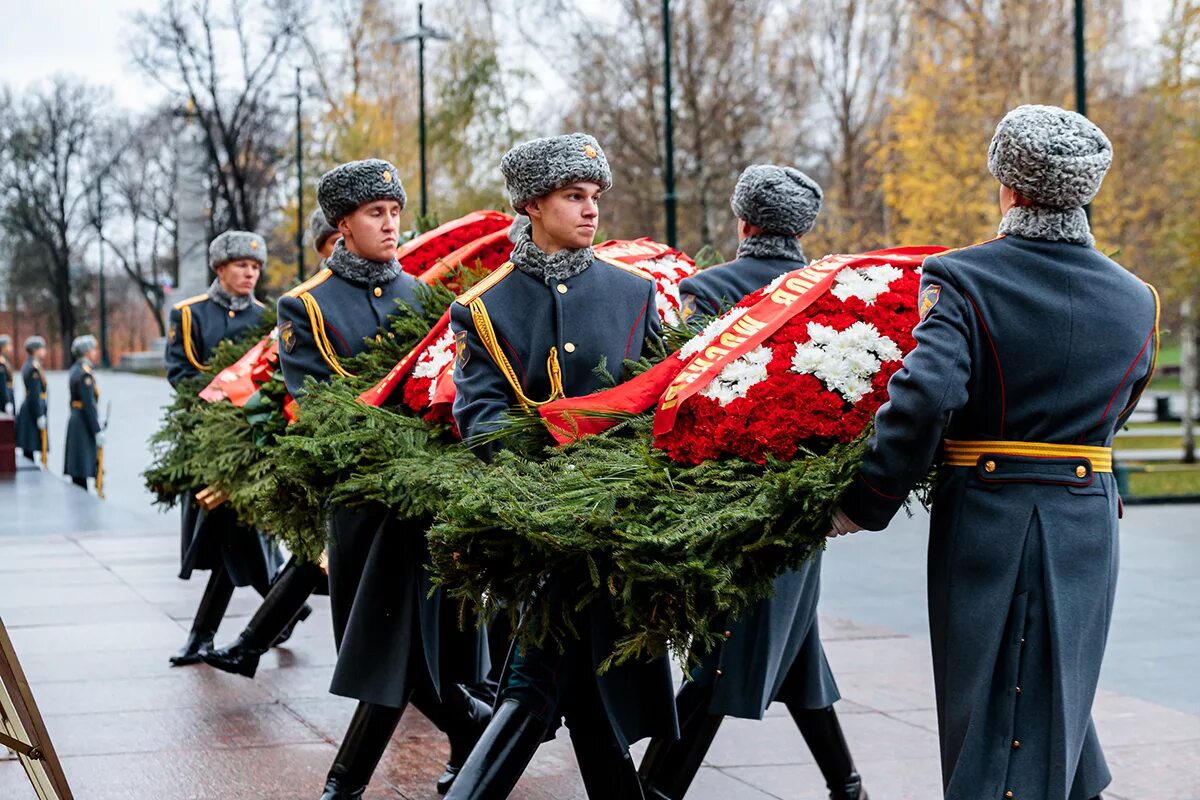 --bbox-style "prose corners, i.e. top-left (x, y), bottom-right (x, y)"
top-left (0, 0), bottom-right (1177, 114)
